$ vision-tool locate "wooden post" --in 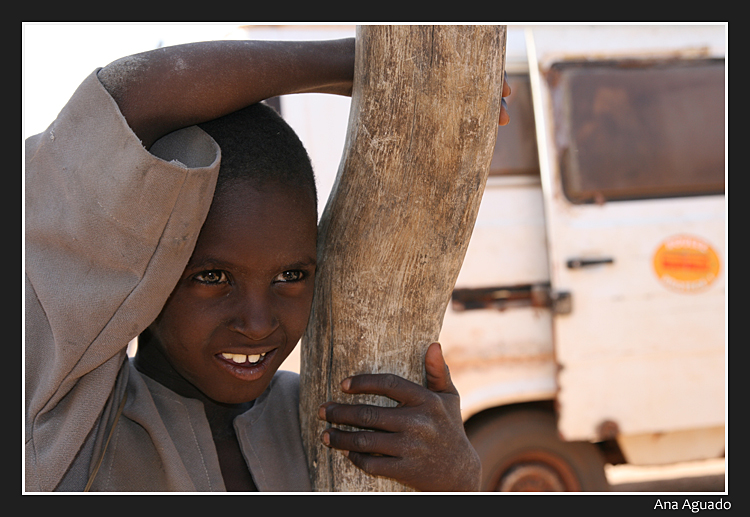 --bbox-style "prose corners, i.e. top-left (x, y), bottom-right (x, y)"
top-left (299, 24), bottom-right (507, 492)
